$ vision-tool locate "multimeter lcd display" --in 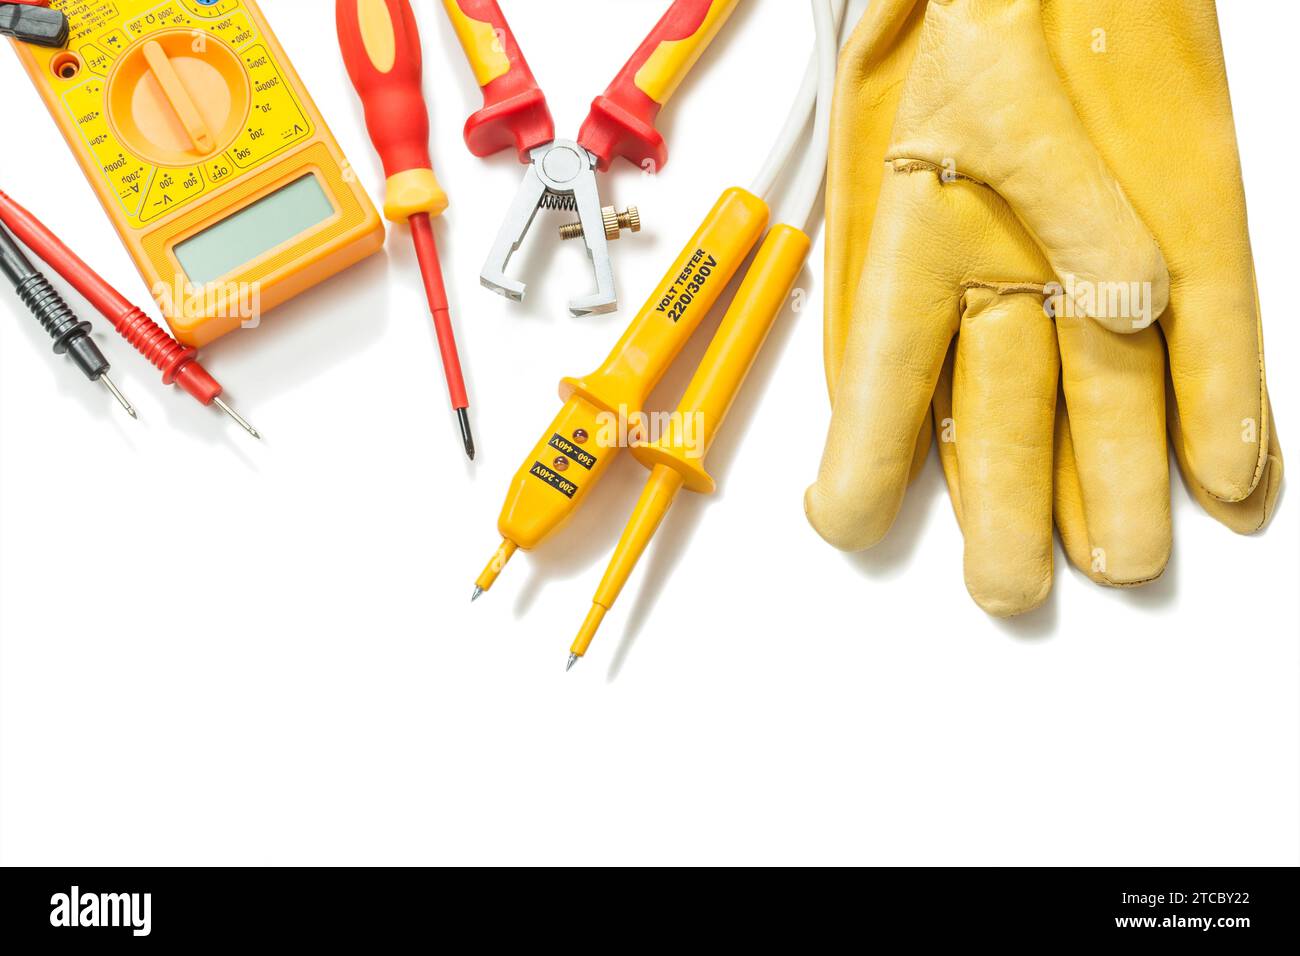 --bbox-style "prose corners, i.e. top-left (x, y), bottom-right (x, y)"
top-left (174, 174), bottom-right (335, 286)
